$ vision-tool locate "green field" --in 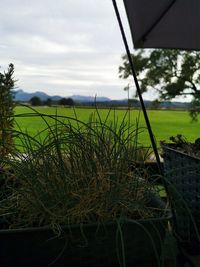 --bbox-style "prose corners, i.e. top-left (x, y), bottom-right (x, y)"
top-left (14, 106), bottom-right (200, 146)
